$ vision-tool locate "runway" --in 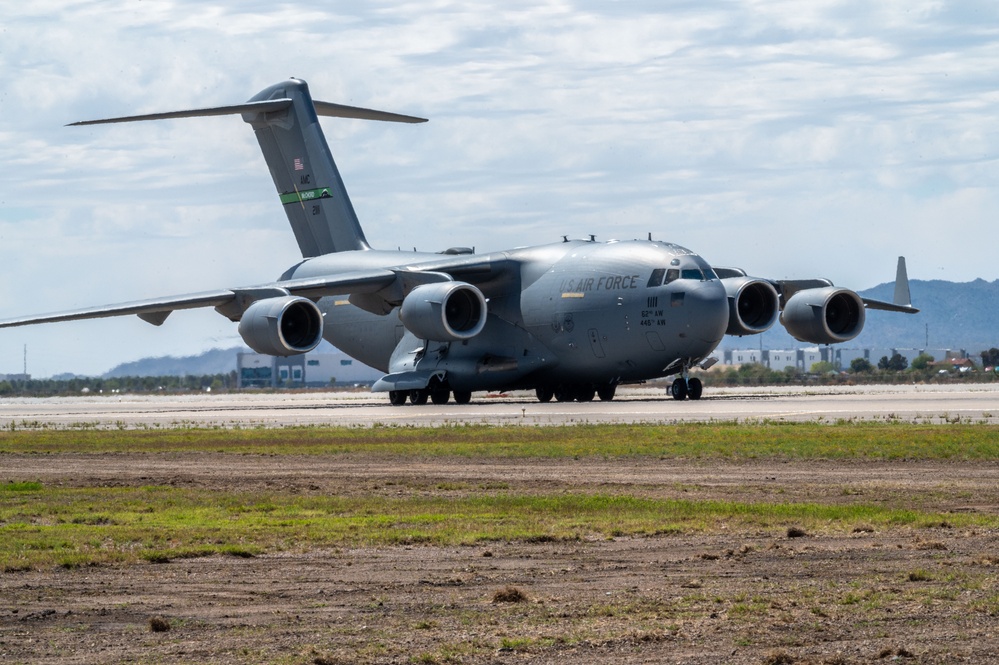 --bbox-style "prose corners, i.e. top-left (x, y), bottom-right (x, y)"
top-left (1, 383), bottom-right (996, 428)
